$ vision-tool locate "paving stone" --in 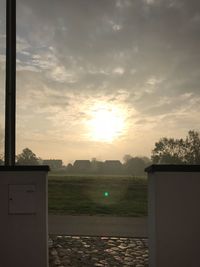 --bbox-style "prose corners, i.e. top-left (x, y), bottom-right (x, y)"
top-left (49, 235), bottom-right (148, 267)
top-left (50, 248), bottom-right (58, 256)
top-left (53, 257), bottom-right (61, 265)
